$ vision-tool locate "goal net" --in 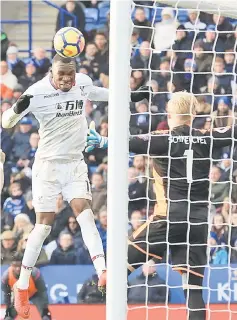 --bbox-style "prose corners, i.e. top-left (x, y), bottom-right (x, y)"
top-left (126, 0), bottom-right (237, 319)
